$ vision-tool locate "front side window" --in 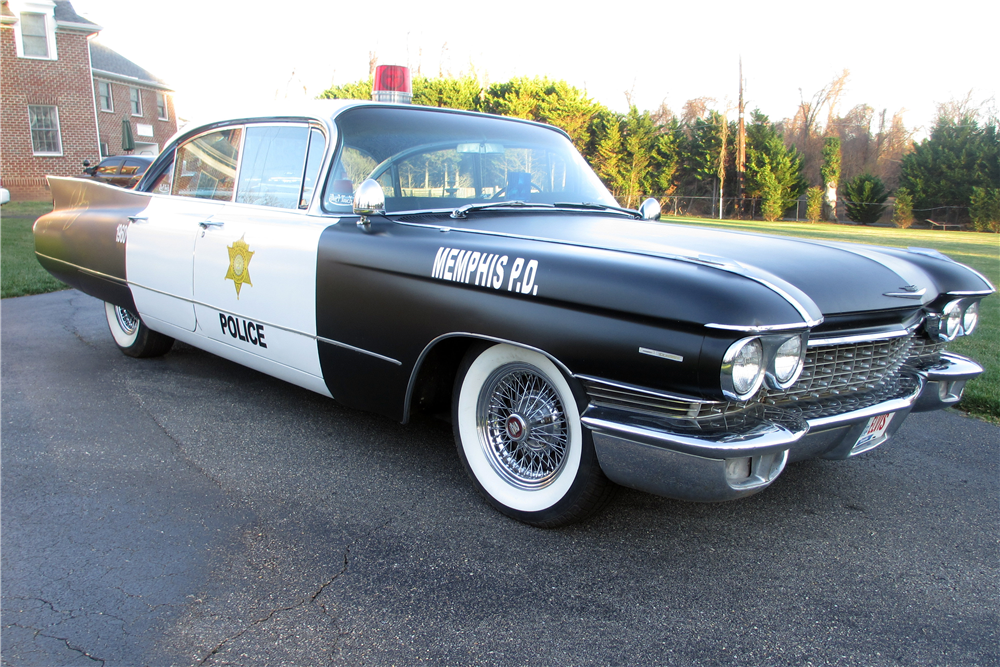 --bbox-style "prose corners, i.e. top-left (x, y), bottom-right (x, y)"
top-left (98, 82), bottom-right (113, 112)
top-left (19, 12), bottom-right (49, 58)
top-left (172, 128), bottom-right (242, 201)
top-left (130, 88), bottom-right (141, 115)
top-left (28, 105), bottom-right (62, 155)
top-left (235, 125), bottom-right (310, 209)
top-left (156, 93), bottom-right (168, 120)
